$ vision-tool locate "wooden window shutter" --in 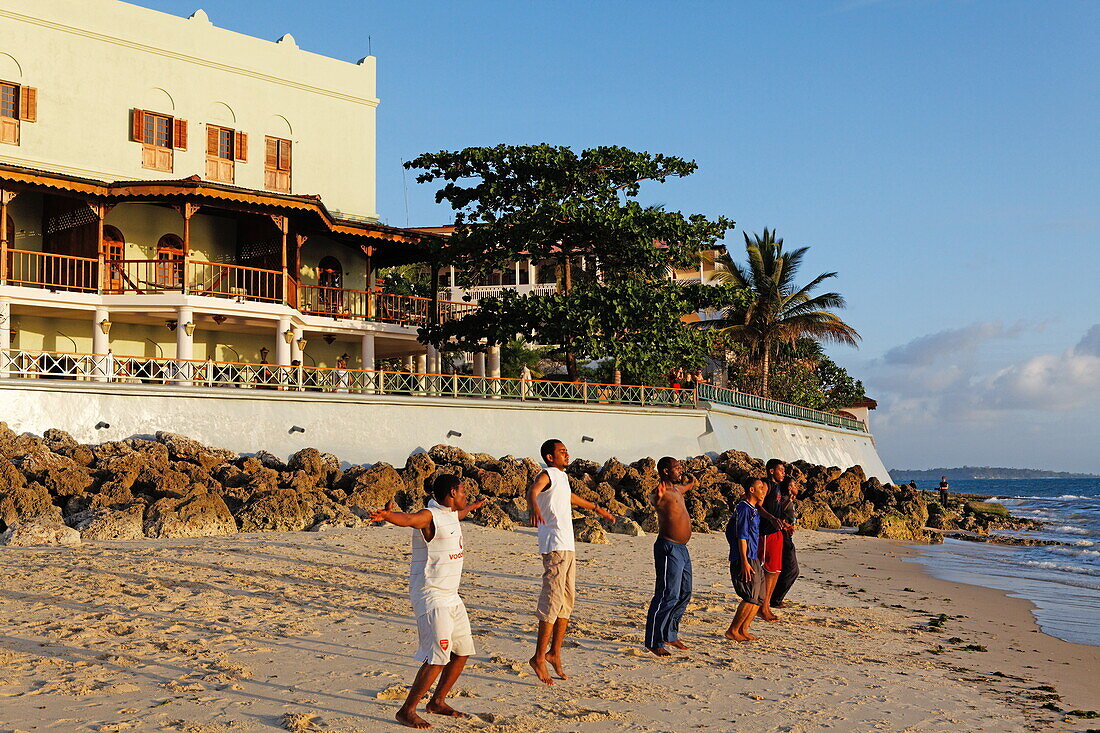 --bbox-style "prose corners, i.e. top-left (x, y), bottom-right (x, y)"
top-left (132, 109), bottom-right (145, 142)
top-left (234, 131), bottom-right (247, 162)
top-left (265, 136), bottom-right (277, 168)
top-left (173, 118), bottom-right (187, 150)
top-left (279, 140), bottom-right (291, 171)
top-left (18, 86), bottom-right (37, 122)
top-left (206, 124), bottom-right (219, 155)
